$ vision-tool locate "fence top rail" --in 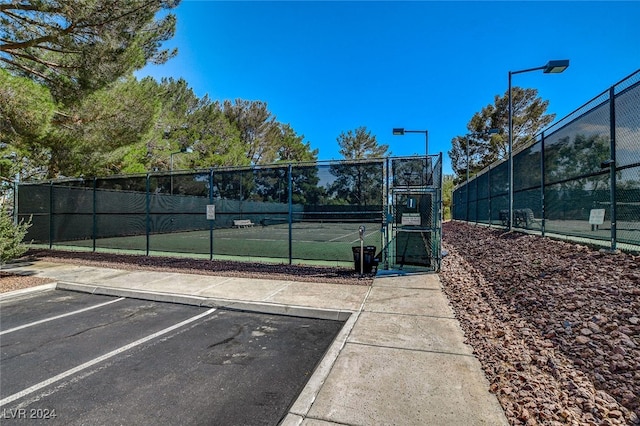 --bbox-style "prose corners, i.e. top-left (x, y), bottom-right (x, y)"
top-left (544, 68), bottom-right (638, 137)
top-left (18, 155), bottom-right (443, 186)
